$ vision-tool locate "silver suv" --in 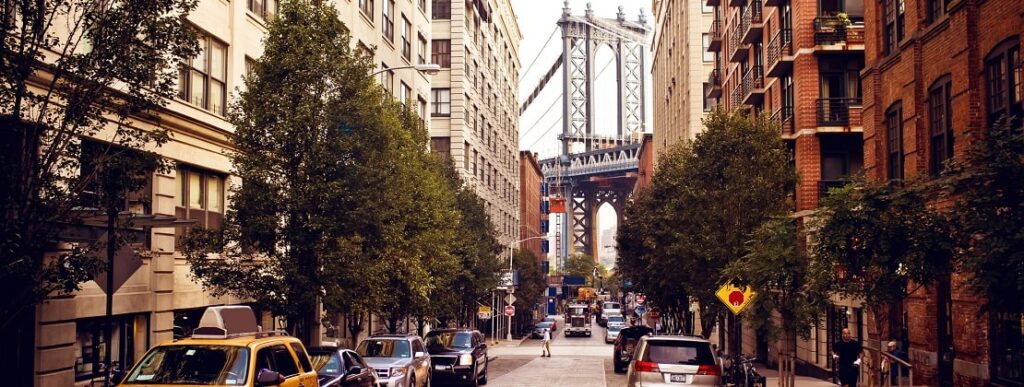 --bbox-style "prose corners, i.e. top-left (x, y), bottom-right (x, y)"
top-left (626, 335), bottom-right (721, 387)
top-left (356, 334), bottom-right (432, 387)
